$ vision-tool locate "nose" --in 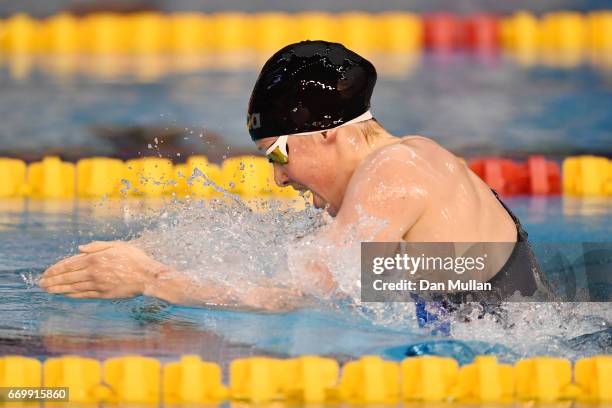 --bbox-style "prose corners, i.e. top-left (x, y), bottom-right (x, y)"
top-left (273, 163), bottom-right (291, 187)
